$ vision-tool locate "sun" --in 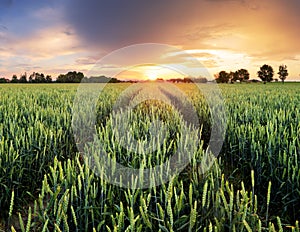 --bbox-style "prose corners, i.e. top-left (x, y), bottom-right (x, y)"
top-left (146, 70), bottom-right (158, 80)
